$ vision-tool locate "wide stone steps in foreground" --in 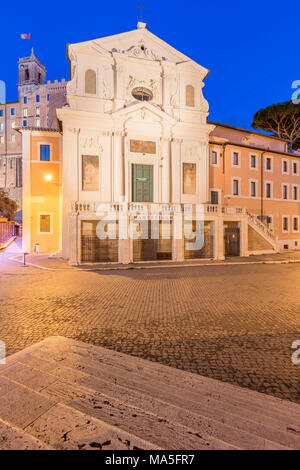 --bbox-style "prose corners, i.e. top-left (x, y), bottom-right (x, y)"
top-left (0, 337), bottom-right (299, 450)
